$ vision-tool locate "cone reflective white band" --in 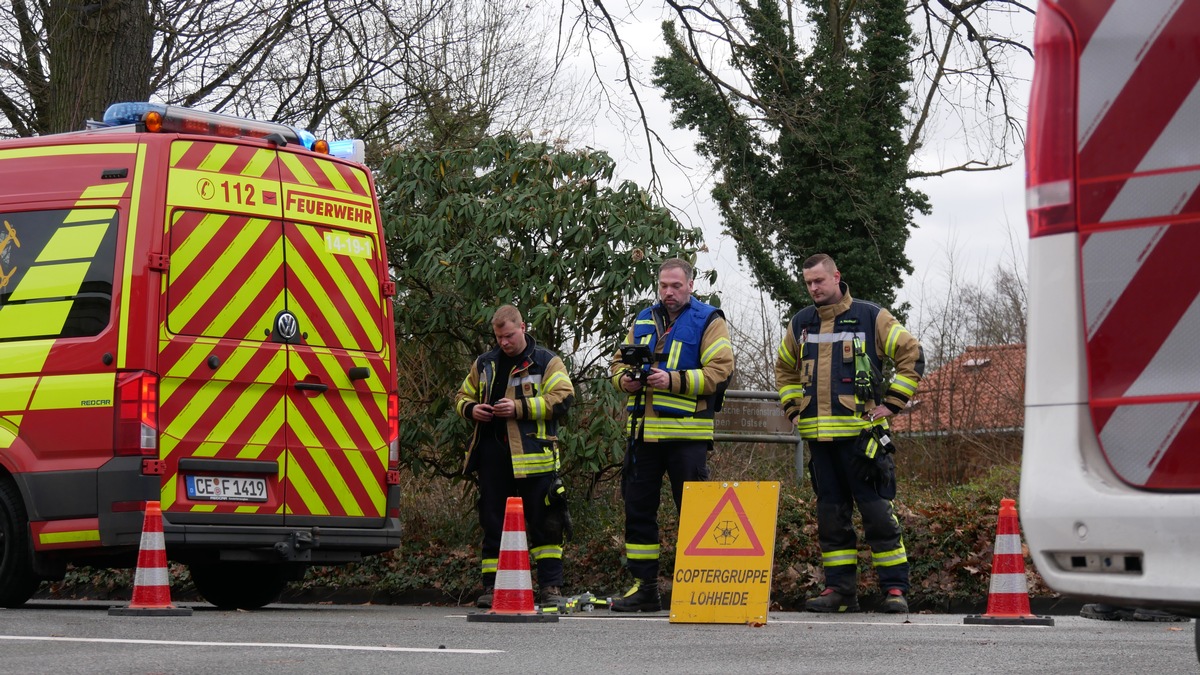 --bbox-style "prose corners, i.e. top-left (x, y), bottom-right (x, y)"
top-left (132, 566), bottom-right (170, 588)
top-left (993, 534), bottom-right (1022, 555)
top-left (495, 569), bottom-right (533, 591)
top-left (988, 573), bottom-right (1030, 595)
top-left (499, 530), bottom-right (528, 551)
